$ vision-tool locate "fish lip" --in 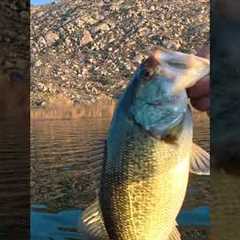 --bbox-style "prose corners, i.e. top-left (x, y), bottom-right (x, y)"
top-left (142, 49), bottom-right (210, 95)
top-left (168, 54), bottom-right (210, 95)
